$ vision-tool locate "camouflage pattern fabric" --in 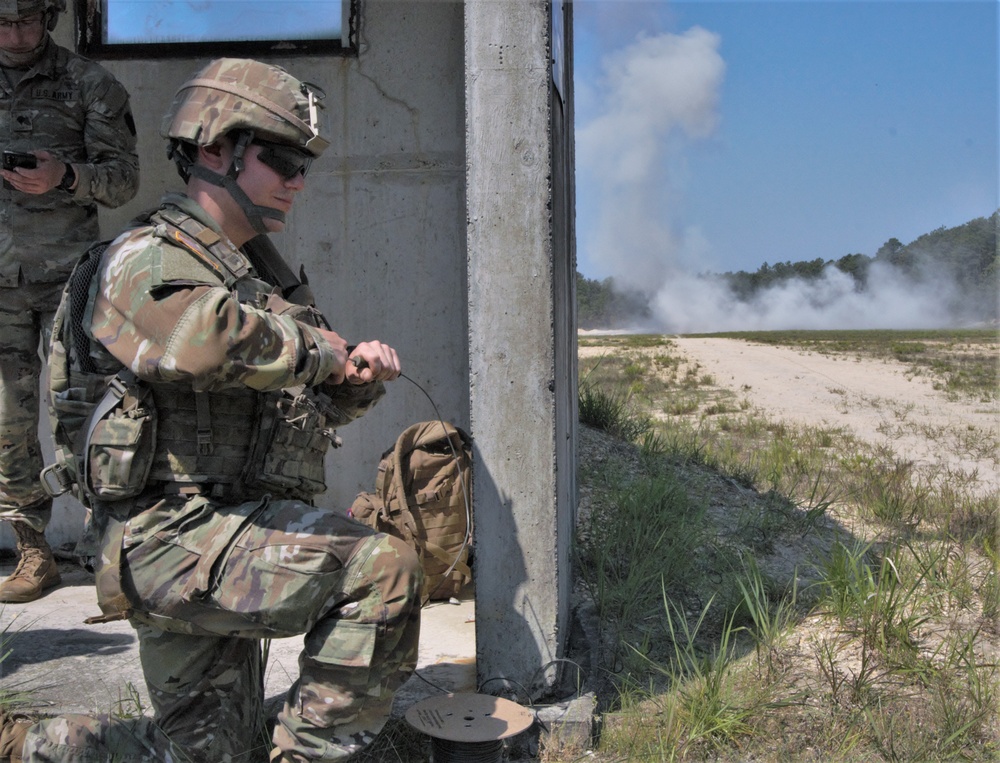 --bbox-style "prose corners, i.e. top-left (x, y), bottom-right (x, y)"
top-left (0, 1), bottom-right (64, 18)
top-left (23, 498), bottom-right (422, 762)
top-left (27, 194), bottom-right (420, 761)
top-left (91, 194), bottom-right (339, 392)
top-left (162, 57), bottom-right (329, 157)
top-left (0, 34), bottom-right (137, 529)
top-left (0, 36), bottom-right (139, 287)
top-left (0, 280), bottom-right (62, 529)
